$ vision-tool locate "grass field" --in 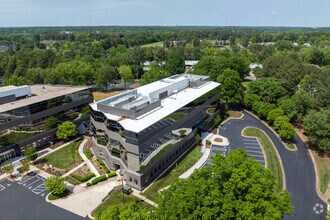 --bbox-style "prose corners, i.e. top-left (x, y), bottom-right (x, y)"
top-left (43, 141), bottom-right (81, 170)
top-left (92, 187), bottom-right (153, 218)
top-left (4, 132), bottom-right (42, 145)
top-left (92, 91), bottom-right (124, 101)
top-left (141, 146), bottom-right (202, 202)
top-left (141, 42), bottom-right (163, 48)
top-left (243, 127), bottom-right (283, 194)
top-left (165, 112), bottom-right (187, 121)
top-left (228, 110), bottom-right (242, 118)
top-left (313, 152), bottom-right (330, 195)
